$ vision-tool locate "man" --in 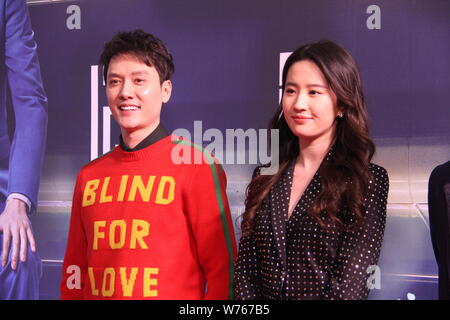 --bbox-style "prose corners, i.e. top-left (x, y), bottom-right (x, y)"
top-left (429, 161), bottom-right (450, 300)
top-left (60, 30), bottom-right (236, 299)
top-left (0, 0), bottom-right (48, 300)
